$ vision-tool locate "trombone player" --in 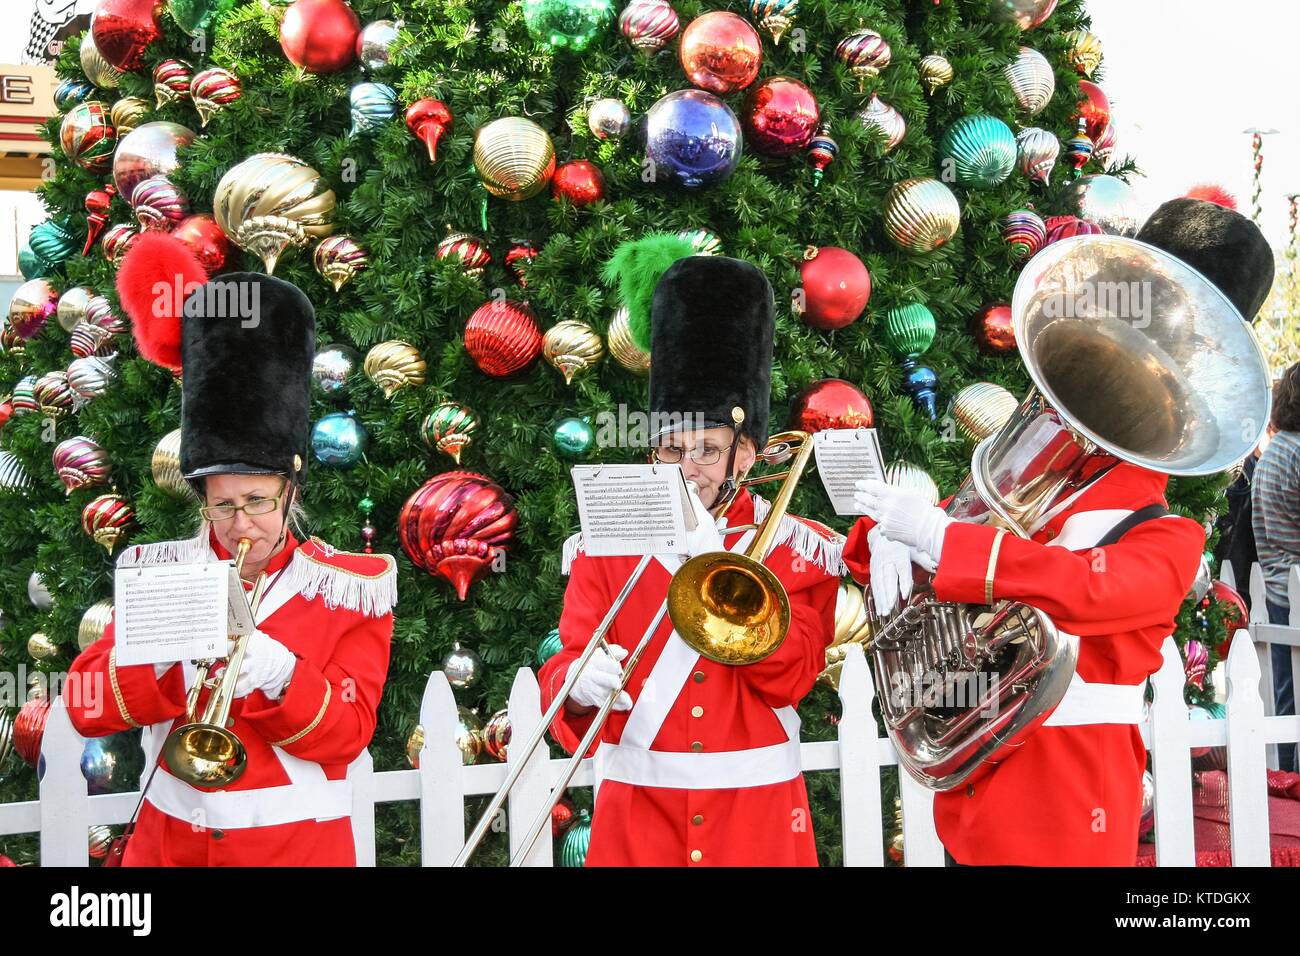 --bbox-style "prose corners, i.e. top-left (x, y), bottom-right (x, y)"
top-left (846, 197), bottom-right (1276, 866)
top-left (63, 232), bottom-right (396, 866)
top-left (539, 251), bottom-right (842, 866)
